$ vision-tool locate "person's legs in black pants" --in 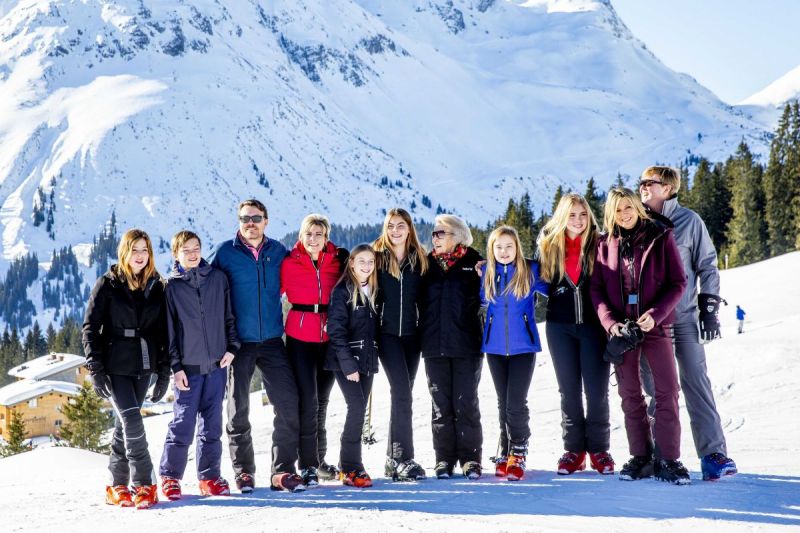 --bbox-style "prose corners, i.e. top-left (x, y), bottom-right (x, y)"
top-left (287, 336), bottom-right (322, 469)
top-left (579, 324), bottom-right (610, 453)
top-left (334, 372), bottom-right (375, 473)
top-left (425, 357), bottom-right (457, 466)
top-left (486, 354), bottom-right (510, 457)
top-left (504, 354), bottom-right (536, 448)
top-left (546, 322), bottom-right (586, 452)
top-left (253, 338), bottom-right (301, 474)
top-left (314, 341), bottom-right (335, 466)
top-left (452, 357), bottom-right (483, 466)
top-left (108, 374), bottom-right (154, 487)
top-left (380, 334), bottom-right (421, 462)
top-left (226, 345), bottom-right (259, 476)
